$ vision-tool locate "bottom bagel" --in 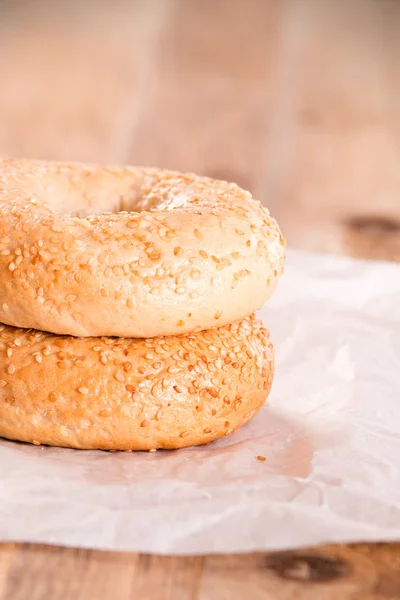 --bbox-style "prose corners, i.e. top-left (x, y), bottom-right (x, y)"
top-left (0, 315), bottom-right (274, 450)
